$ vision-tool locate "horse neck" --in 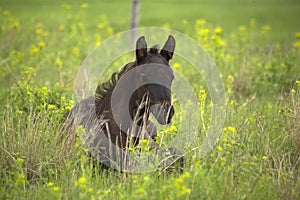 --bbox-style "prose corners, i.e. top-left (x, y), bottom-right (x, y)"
top-left (94, 85), bottom-right (149, 148)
